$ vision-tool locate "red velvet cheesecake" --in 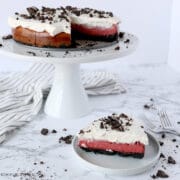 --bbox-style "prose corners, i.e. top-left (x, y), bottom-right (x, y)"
top-left (8, 6), bottom-right (120, 47)
top-left (67, 6), bottom-right (119, 42)
top-left (78, 113), bottom-right (148, 158)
